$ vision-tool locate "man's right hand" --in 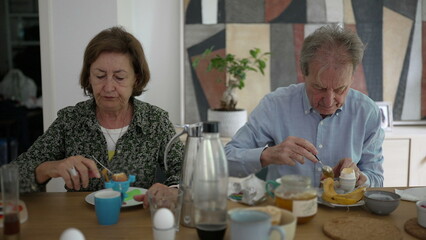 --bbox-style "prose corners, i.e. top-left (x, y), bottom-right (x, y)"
top-left (260, 136), bottom-right (318, 167)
